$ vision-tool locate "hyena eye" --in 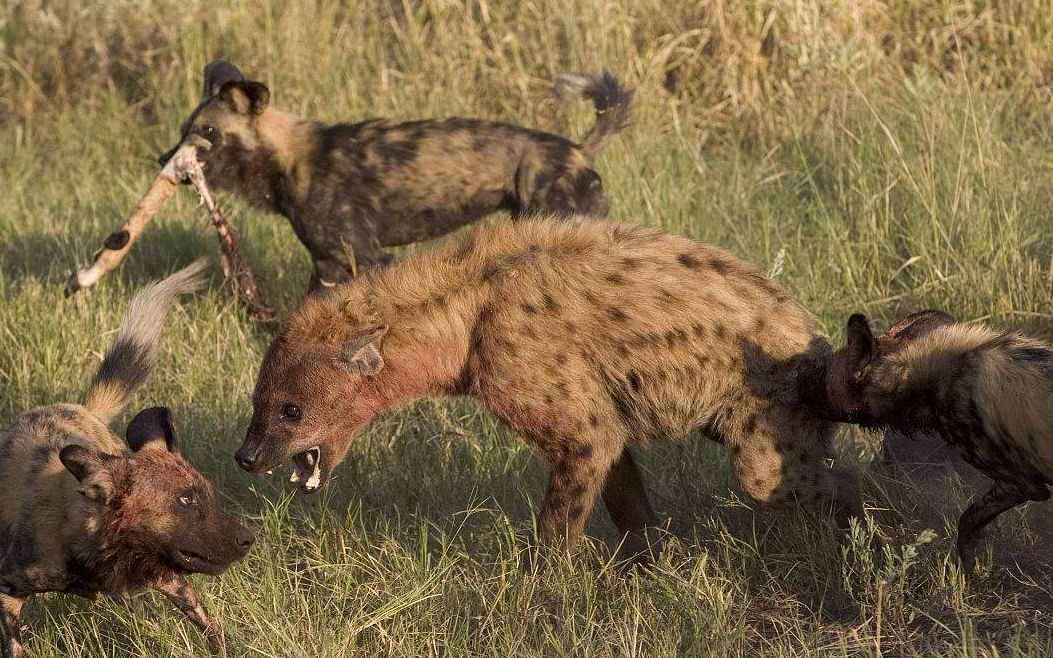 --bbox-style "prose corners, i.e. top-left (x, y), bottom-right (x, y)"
top-left (281, 404), bottom-right (303, 422)
top-left (178, 491), bottom-right (199, 508)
